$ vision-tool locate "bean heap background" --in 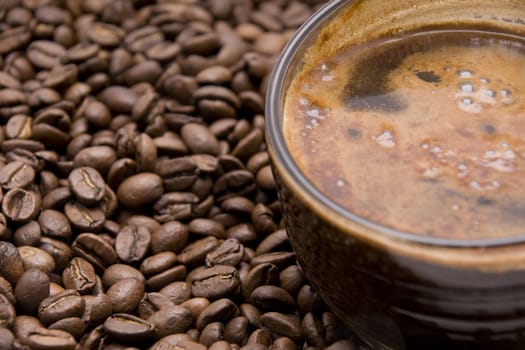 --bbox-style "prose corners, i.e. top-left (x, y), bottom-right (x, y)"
top-left (0, 0), bottom-right (366, 349)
